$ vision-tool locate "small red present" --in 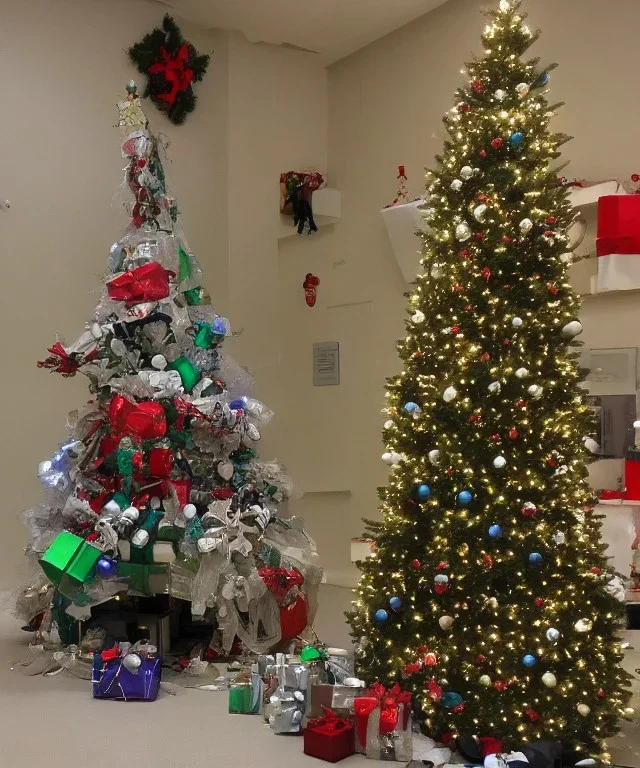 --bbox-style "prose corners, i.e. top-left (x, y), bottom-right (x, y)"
top-left (596, 195), bottom-right (640, 256)
top-left (107, 262), bottom-right (170, 308)
top-left (304, 707), bottom-right (355, 763)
